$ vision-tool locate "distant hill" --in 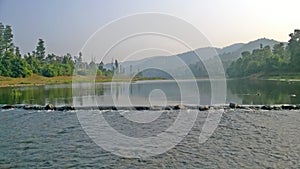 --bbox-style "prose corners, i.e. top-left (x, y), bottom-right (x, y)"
top-left (105, 38), bottom-right (285, 78)
top-left (219, 38), bottom-right (285, 69)
top-left (220, 38), bottom-right (285, 62)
